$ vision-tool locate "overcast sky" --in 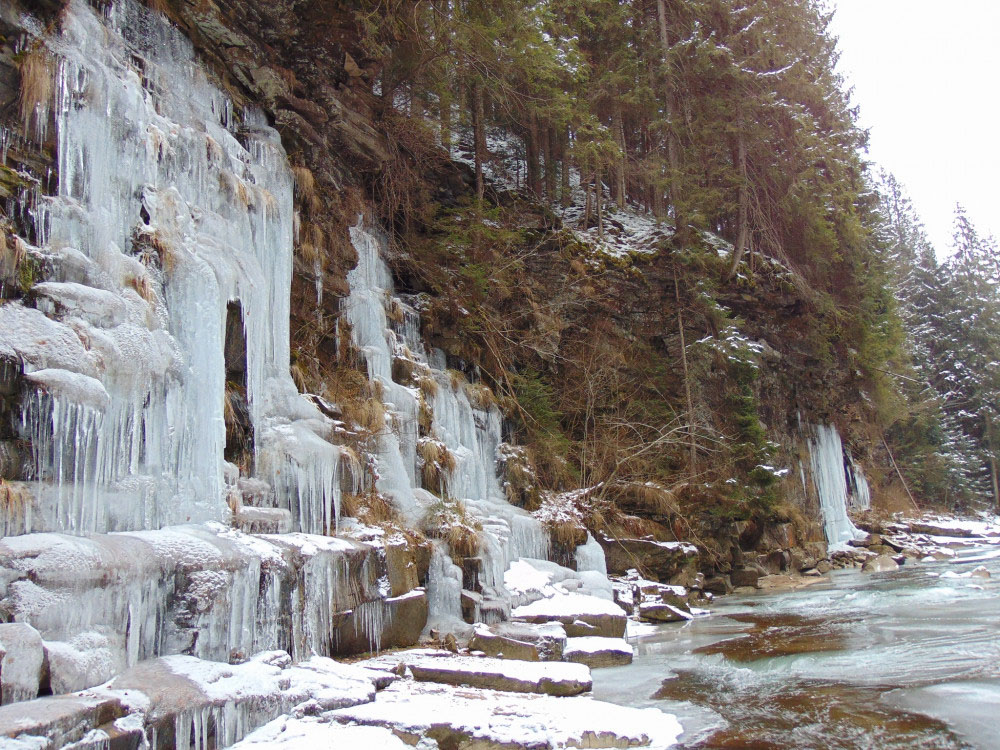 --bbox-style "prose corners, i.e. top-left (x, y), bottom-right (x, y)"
top-left (829, 0), bottom-right (1000, 257)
